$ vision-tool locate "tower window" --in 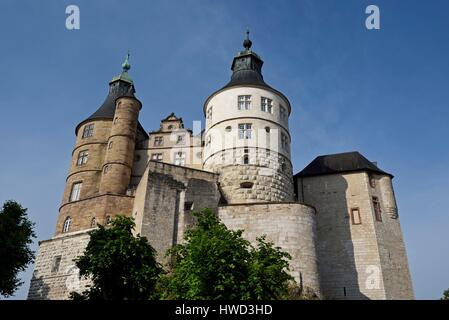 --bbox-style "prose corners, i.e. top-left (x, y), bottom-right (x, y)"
top-left (281, 133), bottom-right (289, 152)
top-left (225, 126), bottom-right (232, 132)
top-left (373, 197), bottom-right (382, 222)
top-left (261, 97), bottom-right (273, 113)
top-left (243, 155), bottom-right (249, 165)
top-left (76, 150), bottom-right (89, 166)
top-left (369, 175), bottom-right (376, 188)
top-left (62, 216), bottom-right (72, 233)
top-left (174, 152), bottom-right (186, 166)
top-left (82, 123), bottom-right (94, 138)
top-left (154, 136), bottom-right (163, 146)
top-left (350, 208), bottom-right (362, 225)
top-left (108, 141), bottom-right (113, 149)
top-left (238, 95), bottom-right (251, 110)
top-left (90, 217), bottom-right (96, 228)
top-left (238, 123), bottom-right (252, 139)
top-left (240, 181), bottom-right (253, 189)
top-left (69, 182), bottom-right (82, 202)
top-left (207, 106), bottom-right (213, 120)
top-left (51, 255), bottom-right (62, 273)
top-left (265, 126), bottom-right (271, 133)
top-left (106, 215), bottom-right (112, 225)
top-left (151, 153), bottom-right (163, 161)
top-left (280, 105), bottom-right (287, 120)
